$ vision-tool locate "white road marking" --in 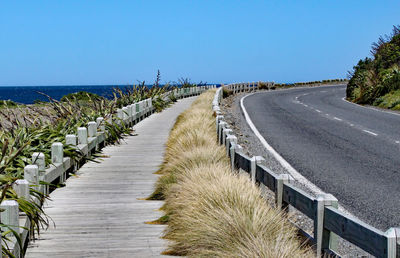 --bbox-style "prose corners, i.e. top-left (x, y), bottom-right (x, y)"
top-left (342, 97), bottom-right (400, 118)
top-left (396, 141), bottom-right (400, 144)
top-left (333, 117), bottom-right (342, 121)
top-left (362, 130), bottom-right (378, 136)
top-left (315, 109), bottom-right (321, 113)
top-left (240, 94), bottom-right (324, 194)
